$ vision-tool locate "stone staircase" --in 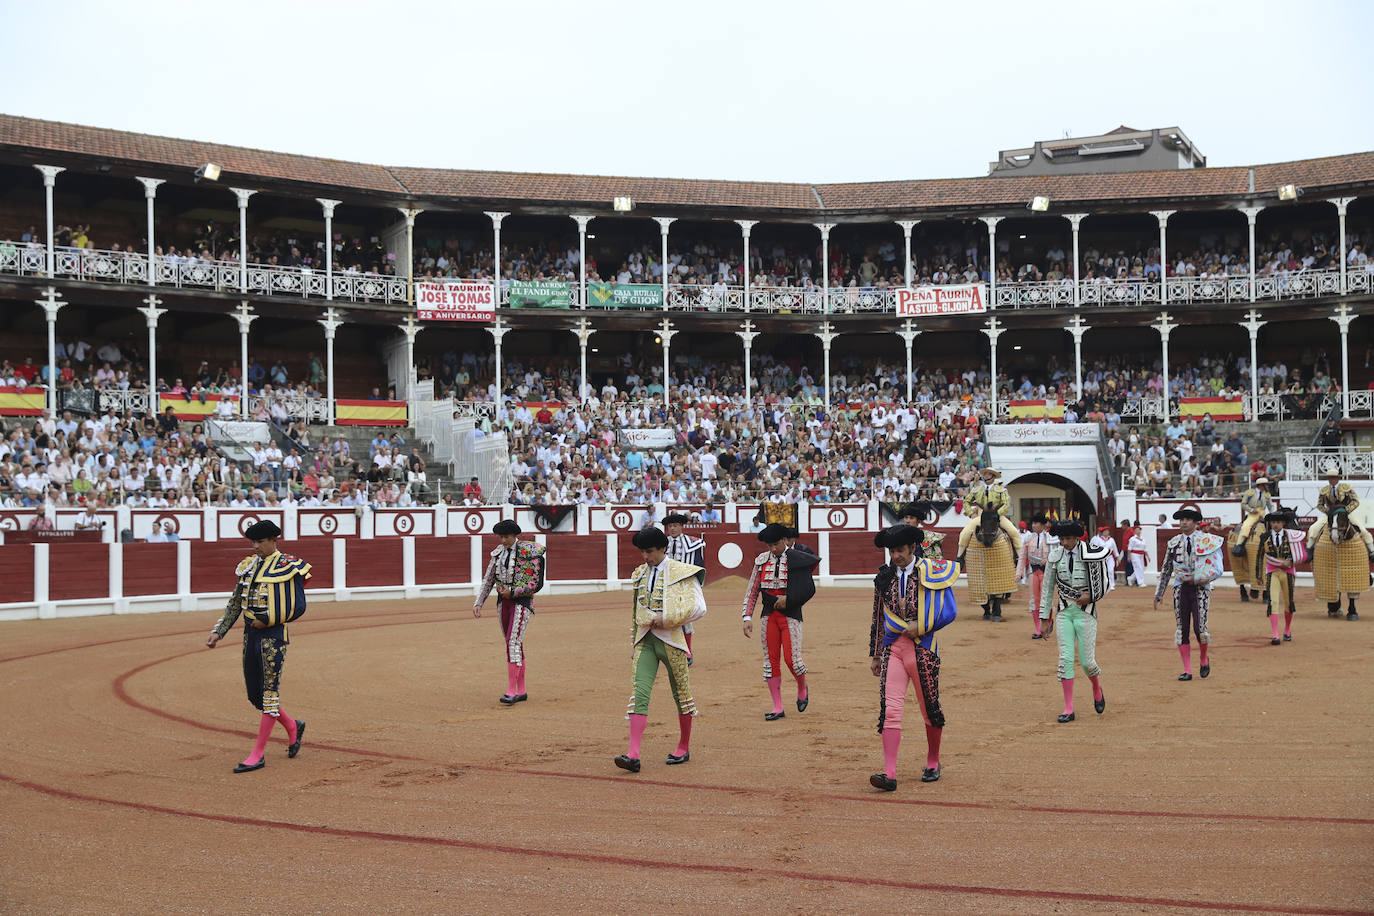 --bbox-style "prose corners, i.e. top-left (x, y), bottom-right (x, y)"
top-left (319, 425), bottom-right (460, 500)
top-left (1209, 419), bottom-right (1324, 467)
